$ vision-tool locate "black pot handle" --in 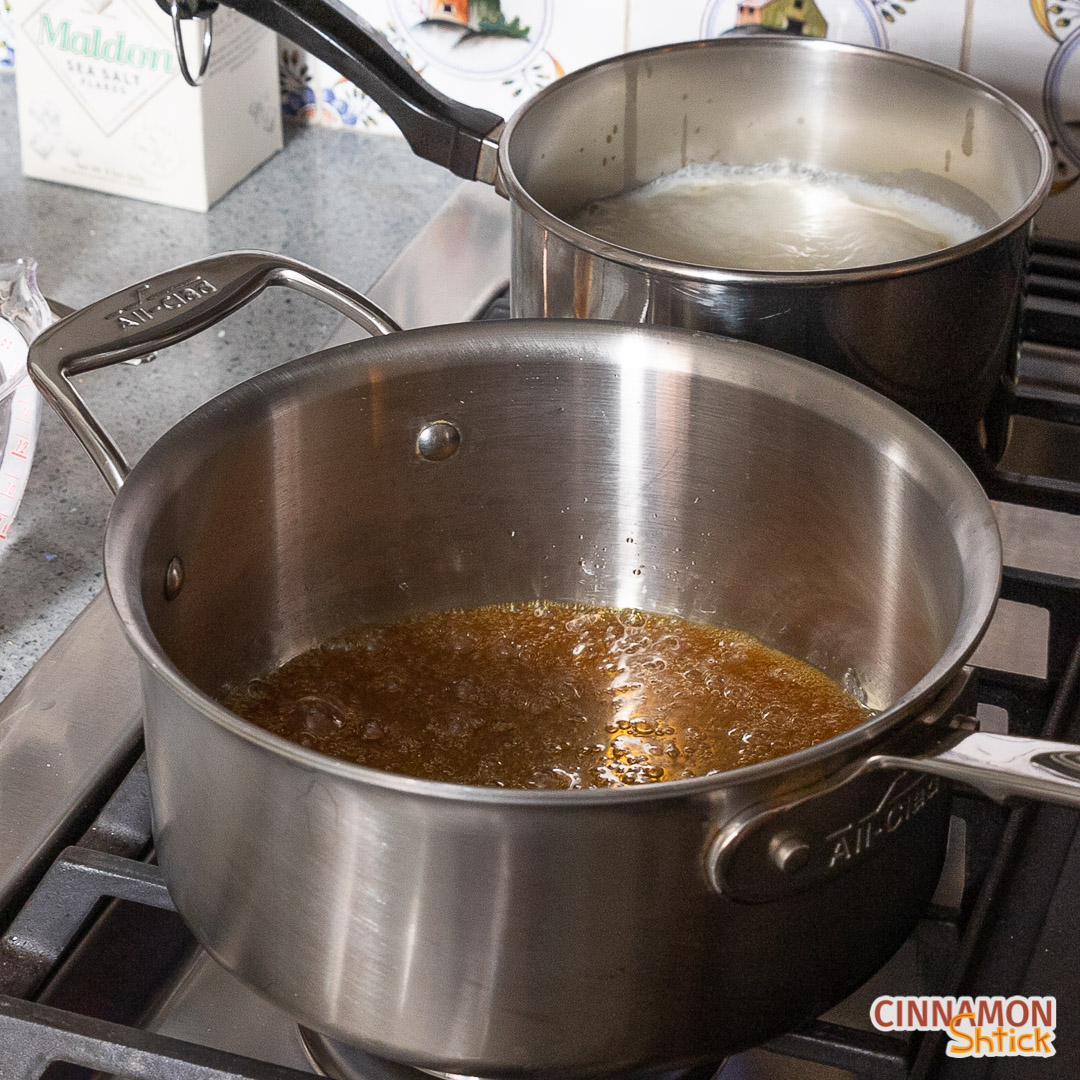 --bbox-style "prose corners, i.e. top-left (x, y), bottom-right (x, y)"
top-left (161, 0), bottom-right (505, 182)
top-left (28, 251), bottom-right (400, 495)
